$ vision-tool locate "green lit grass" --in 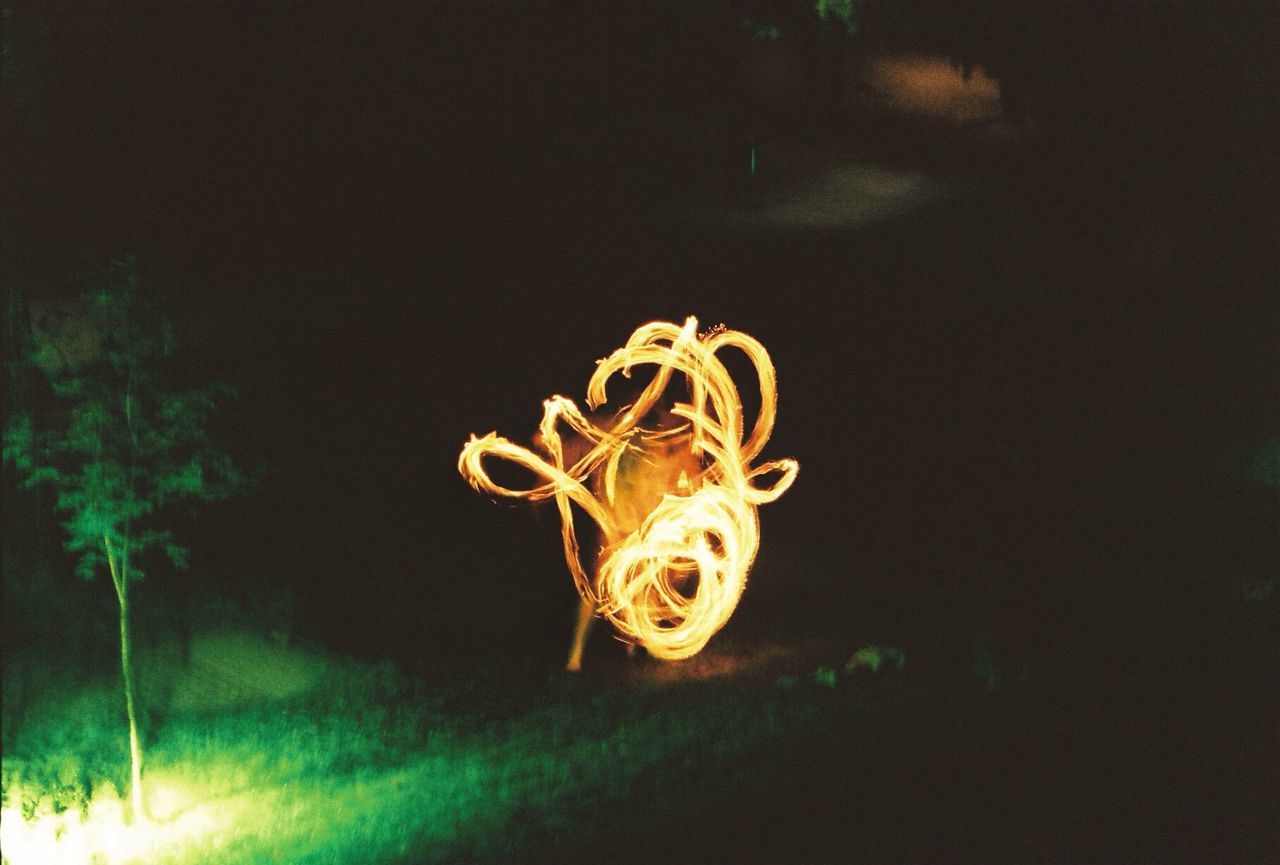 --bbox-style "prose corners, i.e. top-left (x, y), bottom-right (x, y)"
top-left (9, 625), bottom-right (1272, 863)
top-left (2, 638), bottom-right (829, 865)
